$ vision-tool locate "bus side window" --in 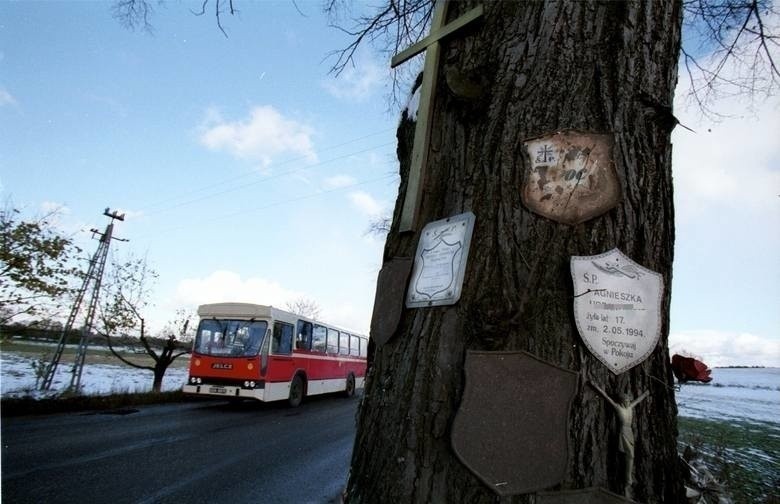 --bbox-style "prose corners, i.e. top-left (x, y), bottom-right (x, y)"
top-left (327, 328), bottom-right (339, 354)
top-left (350, 335), bottom-right (360, 356)
top-left (312, 324), bottom-right (327, 353)
top-left (296, 320), bottom-right (312, 350)
top-left (360, 337), bottom-right (368, 358)
top-left (272, 321), bottom-right (294, 355)
top-left (339, 332), bottom-right (350, 355)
